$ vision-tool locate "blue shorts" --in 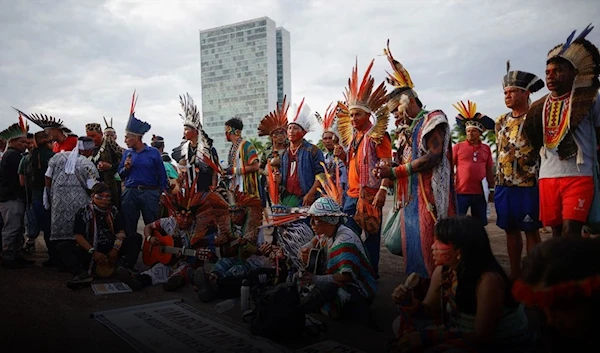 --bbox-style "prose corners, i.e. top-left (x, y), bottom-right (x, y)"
top-left (494, 185), bottom-right (542, 231)
top-left (457, 194), bottom-right (488, 225)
